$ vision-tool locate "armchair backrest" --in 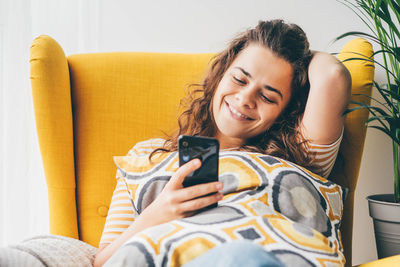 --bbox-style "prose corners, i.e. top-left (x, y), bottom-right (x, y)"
top-left (29, 35), bottom-right (374, 266)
